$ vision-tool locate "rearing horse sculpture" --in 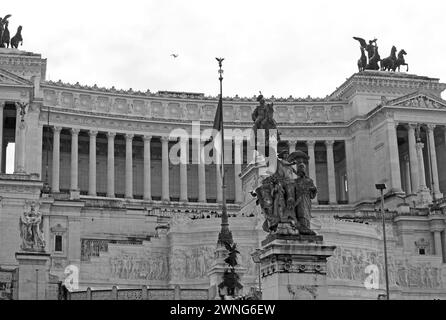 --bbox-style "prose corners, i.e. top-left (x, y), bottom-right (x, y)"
top-left (394, 49), bottom-right (408, 72)
top-left (380, 46), bottom-right (397, 71)
top-left (357, 47), bottom-right (367, 72)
